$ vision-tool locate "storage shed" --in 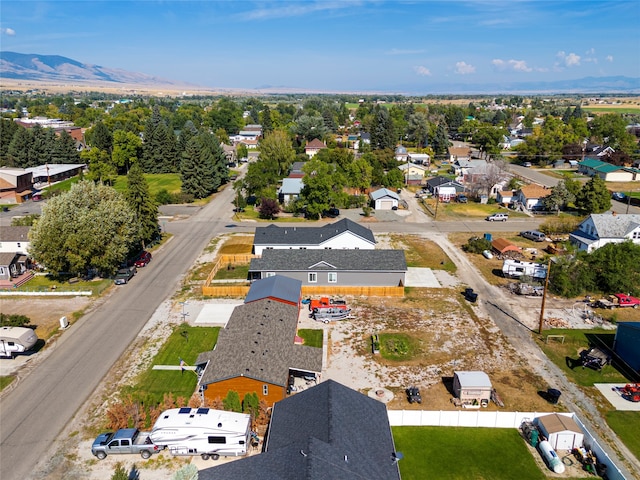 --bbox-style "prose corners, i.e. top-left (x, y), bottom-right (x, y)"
top-left (453, 371), bottom-right (492, 407)
top-left (535, 413), bottom-right (584, 451)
